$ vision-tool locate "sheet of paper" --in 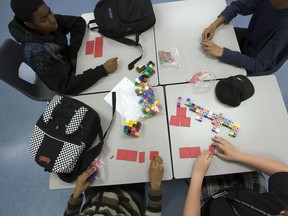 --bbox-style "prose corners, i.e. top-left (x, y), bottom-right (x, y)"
top-left (104, 77), bottom-right (142, 119)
